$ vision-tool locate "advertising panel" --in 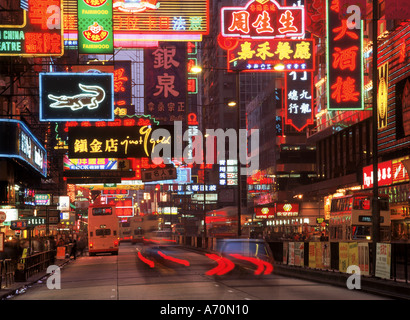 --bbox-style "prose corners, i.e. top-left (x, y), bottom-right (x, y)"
top-left (228, 39), bottom-right (314, 72)
top-left (375, 243), bottom-right (391, 279)
top-left (77, 0), bottom-right (113, 54)
top-left (395, 76), bottom-right (410, 140)
top-left (144, 42), bottom-right (187, 124)
top-left (377, 62), bottom-right (389, 130)
top-left (0, 119), bottom-right (47, 177)
top-left (255, 207), bottom-right (275, 219)
top-left (114, 61), bottom-right (133, 111)
top-left (0, 0), bottom-right (63, 56)
top-left (362, 160), bottom-right (393, 189)
top-left (39, 73), bottom-right (114, 122)
top-left (285, 71), bottom-right (314, 132)
top-left (326, 0), bottom-right (363, 110)
top-left (276, 203), bottom-right (299, 217)
top-left (68, 125), bottom-right (173, 158)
